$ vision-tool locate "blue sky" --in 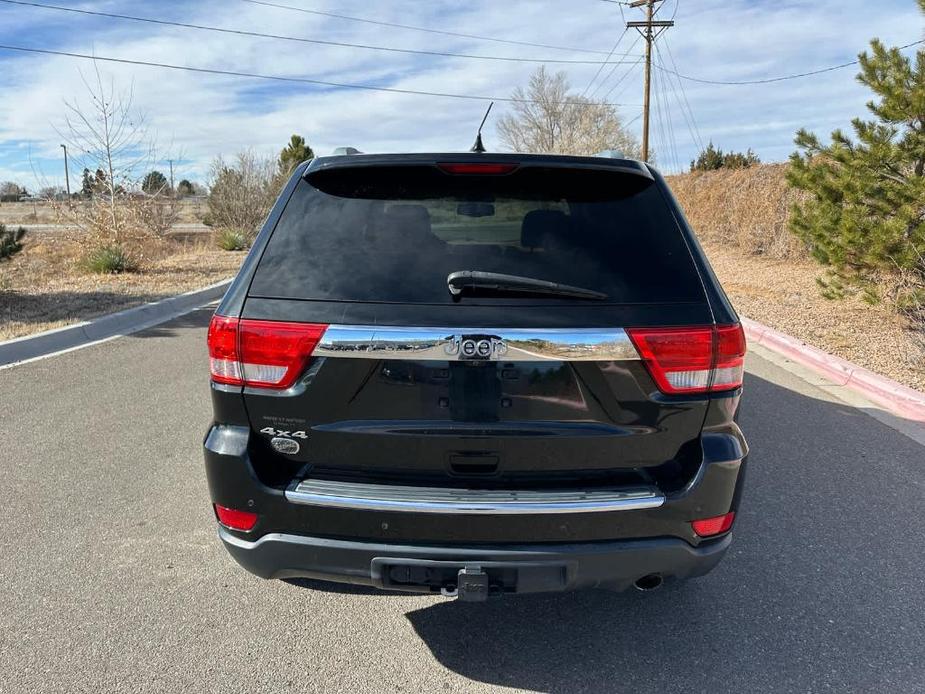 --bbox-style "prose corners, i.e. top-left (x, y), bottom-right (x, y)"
top-left (0, 0), bottom-right (921, 190)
